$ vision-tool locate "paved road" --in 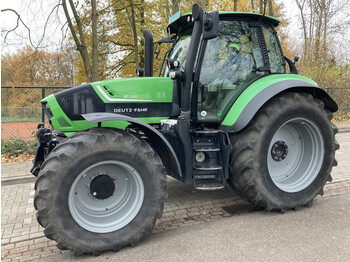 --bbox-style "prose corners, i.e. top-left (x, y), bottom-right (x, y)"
top-left (39, 192), bottom-right (350, 262)
top-left (1, 129), bottom-right (350, 261)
